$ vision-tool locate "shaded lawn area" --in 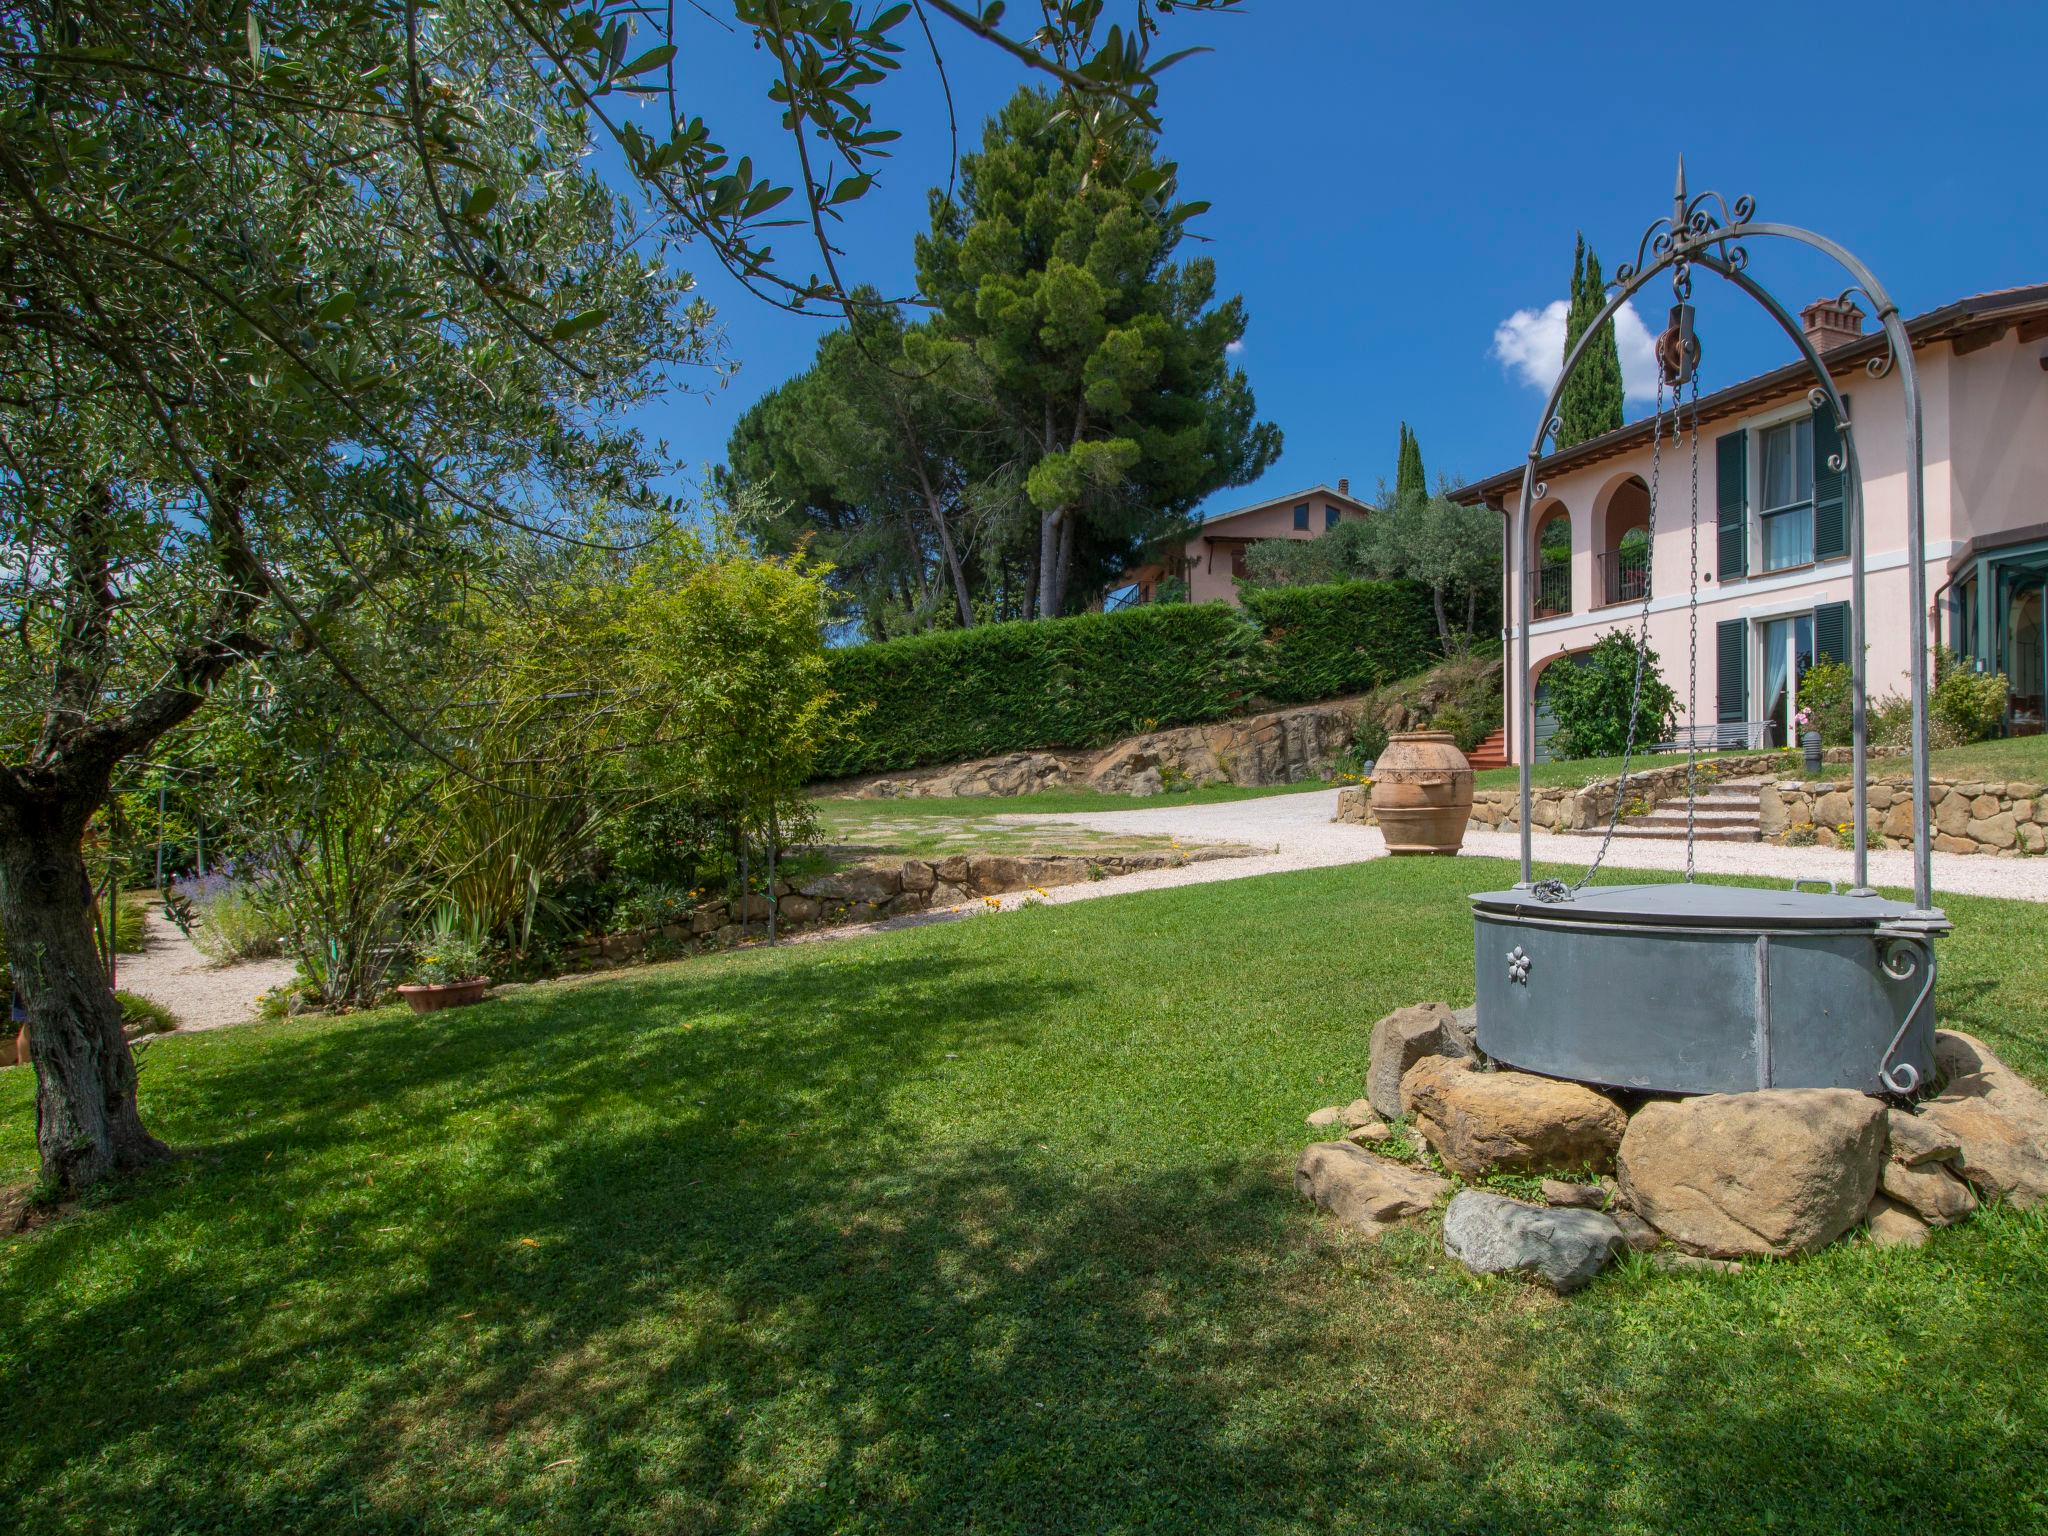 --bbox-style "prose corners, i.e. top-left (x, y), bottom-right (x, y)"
top-left (3, 857), bottom-right (2046, 1535)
